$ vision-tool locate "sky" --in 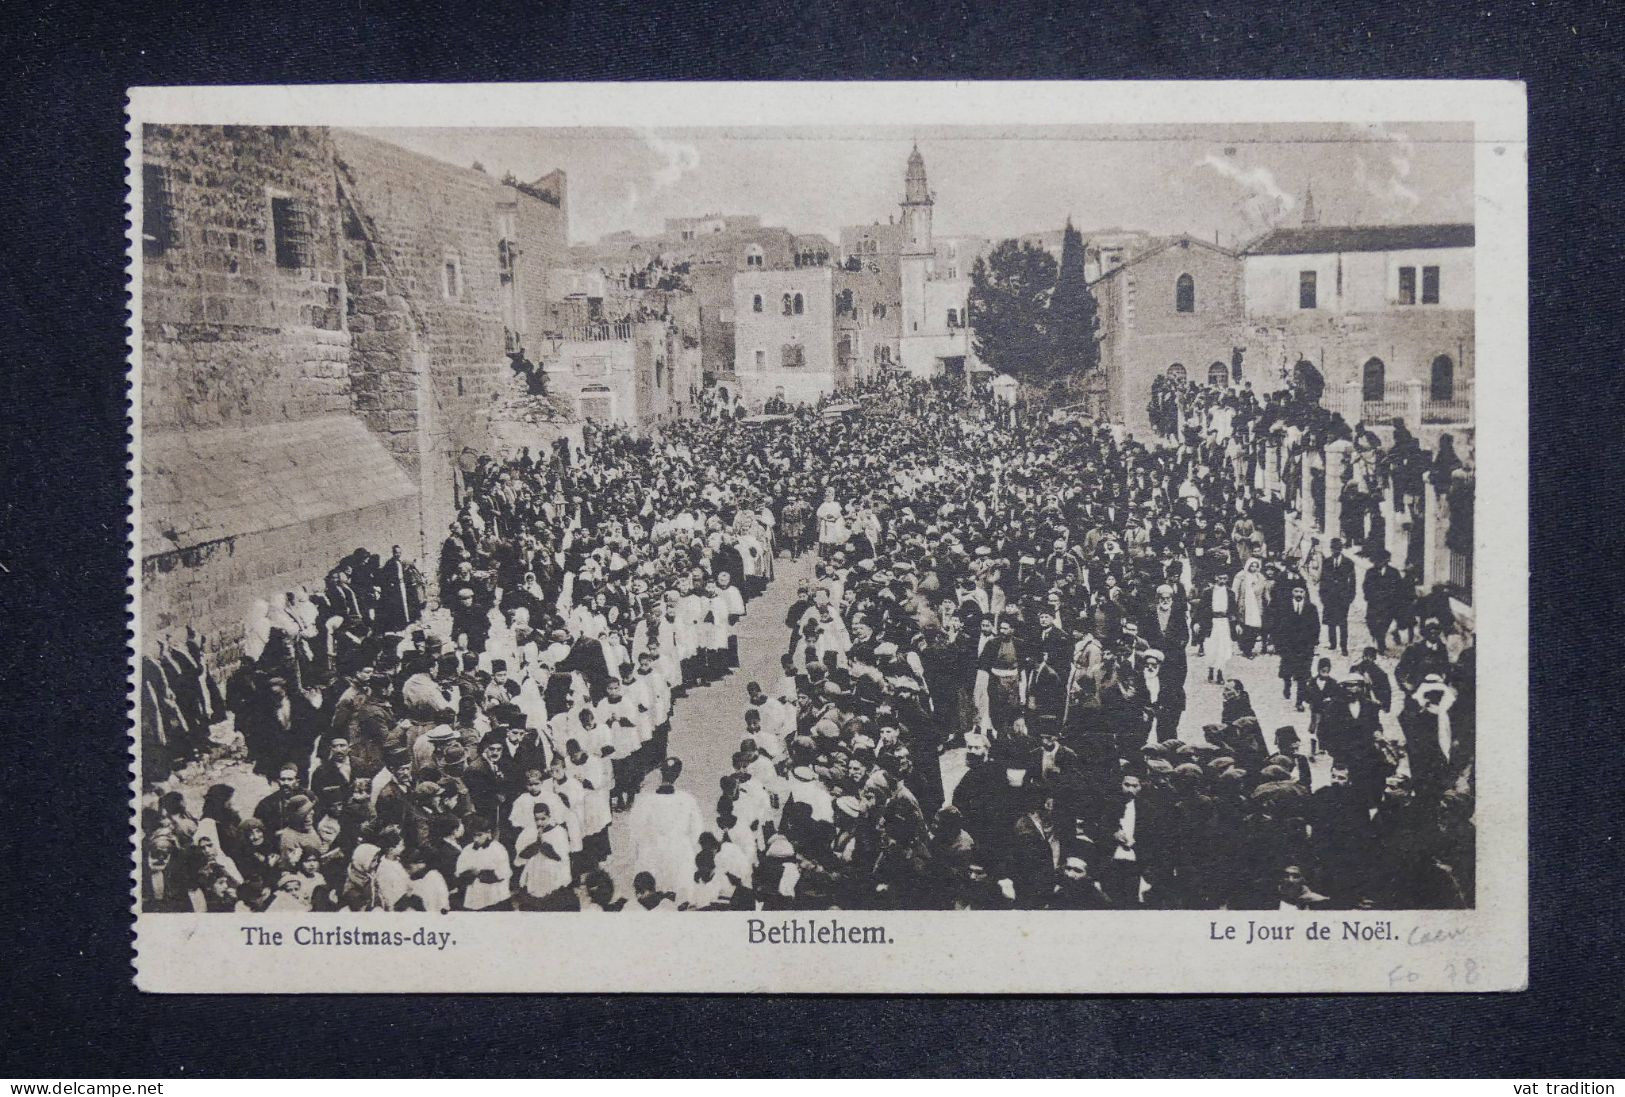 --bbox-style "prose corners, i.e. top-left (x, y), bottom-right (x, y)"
top-left (359, 122), bottom-right (1475, 249)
